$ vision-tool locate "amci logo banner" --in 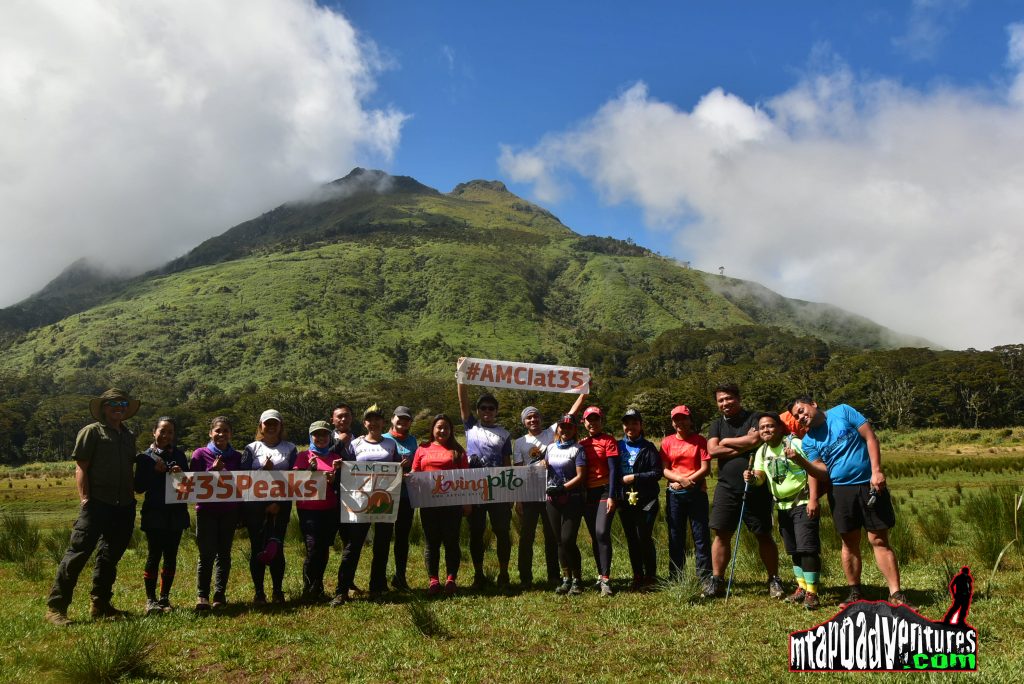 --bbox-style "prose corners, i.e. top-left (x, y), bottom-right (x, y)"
top-left (789, 567), bottom-right (977, 672)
